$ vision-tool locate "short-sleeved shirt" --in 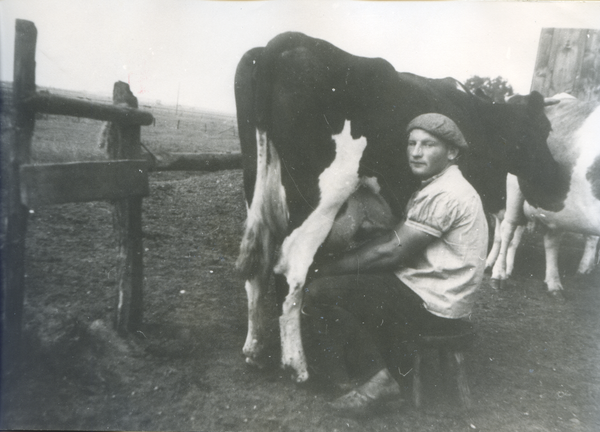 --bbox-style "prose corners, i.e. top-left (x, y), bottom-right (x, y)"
top-left (394, 165), bottom-right (488, 319)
